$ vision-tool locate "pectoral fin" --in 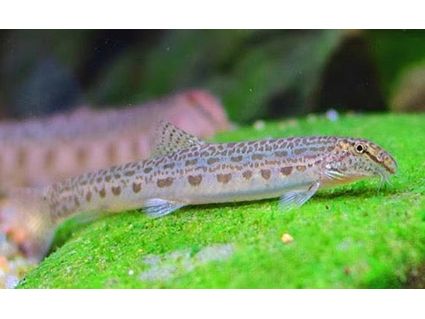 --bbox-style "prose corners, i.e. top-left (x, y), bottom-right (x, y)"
top-left (143, 198), bottom-right (186, 218)
top-left (279, 181), bottom-right (320, 211)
